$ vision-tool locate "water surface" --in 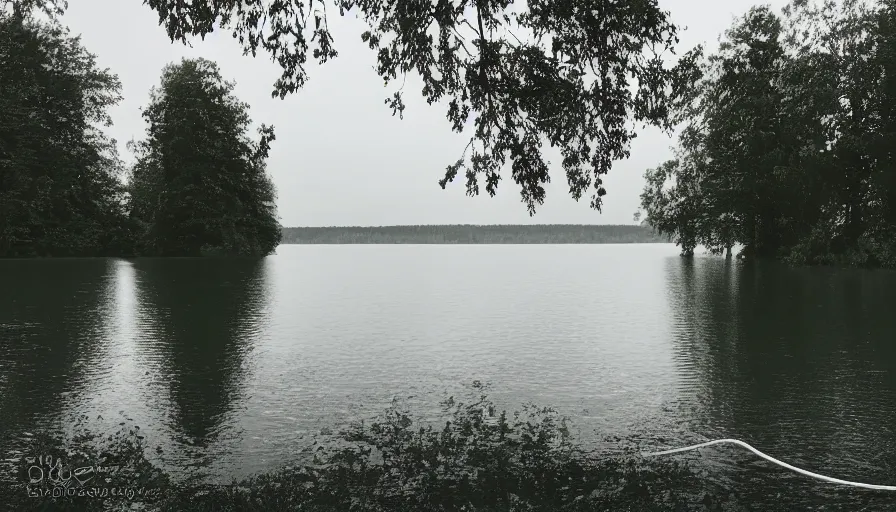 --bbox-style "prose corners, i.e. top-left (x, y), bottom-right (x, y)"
top-left (2, 245), bottom-right (896, 507)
